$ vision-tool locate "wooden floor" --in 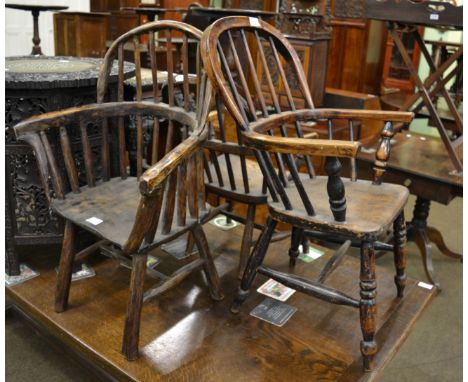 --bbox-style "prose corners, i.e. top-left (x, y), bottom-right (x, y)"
top-left (6, 224), bottom-right (435, 382)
